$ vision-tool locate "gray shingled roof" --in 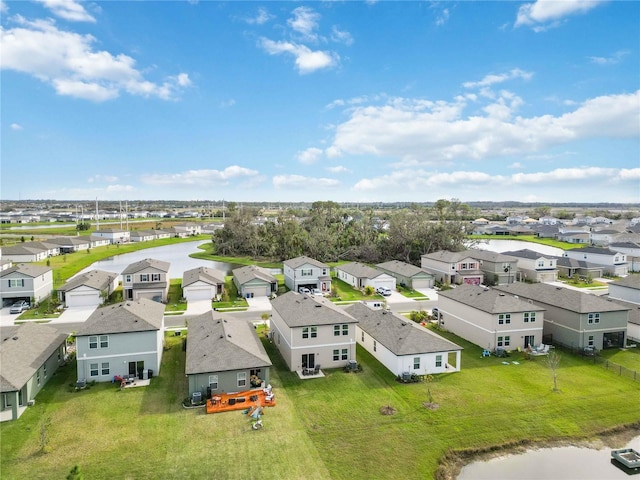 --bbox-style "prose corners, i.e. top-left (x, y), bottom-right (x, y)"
top-left (283, 256), bottom-right (329, 269)
top-left (0, 264), bottom-right (52, 278)
top-left (182, 266), bottom-right (225, 287)
top-left (610, 275), bottom-right (640, 290)
top-left (232, 265), bottom-right (276, 285)
top-left (185, 312), bottom-right (272, 375)
top-left (466, 249), bottom-right (519, 263)
top-left (47, 236), bottom-right (91, 247)
top-left (439, 284), bottom-right (545, 314)
top-left (271, 291), bottom-right (357, 327)
top-left (336, 262), bottom-right (384, 279)
top-left (345, 302), bottom-right (462, 355)
top-left (421, 250), bottom-right (474, 263)
top-left (501, 249), bottom-right (553, 260)
top-left (76, 298), bottom-right (165, 336)
top-left (1, 244), bottom-right (48, 255)
top-left (0, 323), bottom-right (68, 392)
top-left (121, 258), bottom-right (170, 275)
top-left (553, 257), bottom-right (602, 269)
top-left (566, 246), bottom-right (618, 256)
top-left (376, 260), bottom-right (432, 278)
top-left (493, 283), bottom-right (630, 314)
top-left (59, 269), bottom-right (118, 292)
